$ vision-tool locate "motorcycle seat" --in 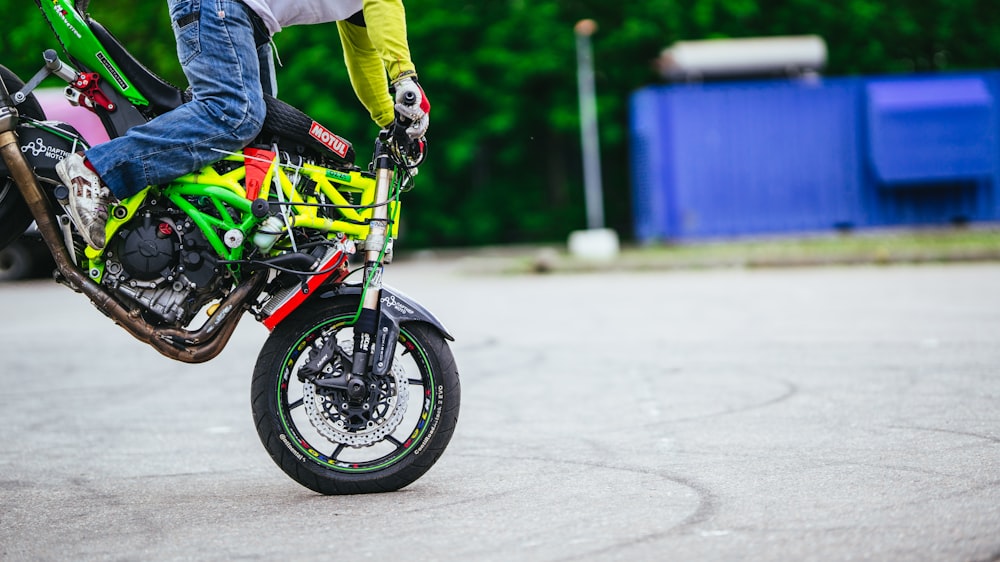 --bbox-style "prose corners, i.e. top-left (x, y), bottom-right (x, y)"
top-left (87, 18), bottom-right (186, 115)
top-left (258, 96), bottom-right (356, 167)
